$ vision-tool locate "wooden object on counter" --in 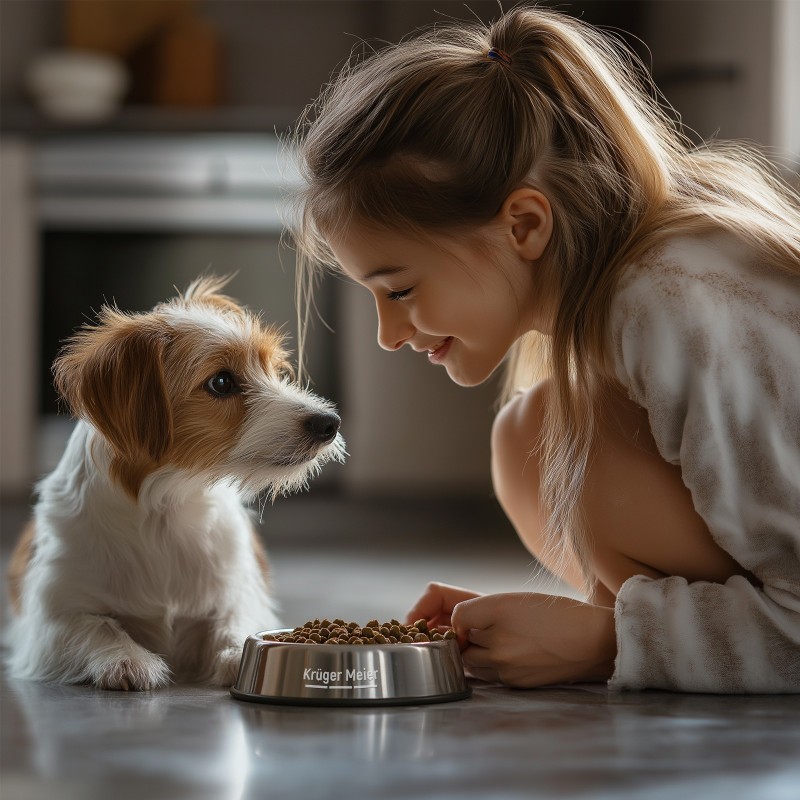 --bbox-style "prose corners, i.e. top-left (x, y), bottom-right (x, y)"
top-left (153, 16), bottom-right (223, 108)
top-left (66, 0), bottom-right (224, 108)
top-left (66, 0), bottom-right (192, 57)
